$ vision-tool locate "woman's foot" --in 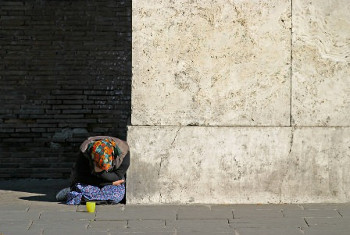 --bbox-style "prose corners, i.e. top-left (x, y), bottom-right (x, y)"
top-left (55, 187), bottom-right (70, 201)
